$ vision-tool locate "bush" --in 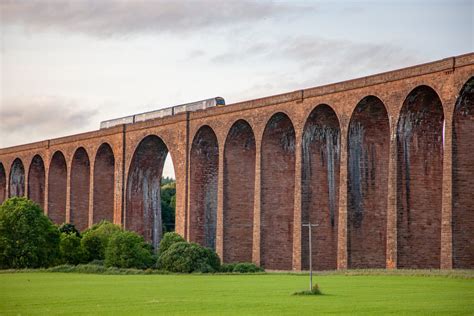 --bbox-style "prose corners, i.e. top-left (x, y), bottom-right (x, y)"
top-left (59, 232), bottom-right (85, 265)
top-left (220, 263), bottom-right (236, 273)
top-left (58, 223), bottom-right (81, 237)
top-left (81, 221), bottom-right (122, 261)
top-left (158, 241), bottom-right (220, 273)
top-left (159, 232), bottom-right (185, 255)
top-left (0, 197), bottom-right (60, 268)
top-left (104, 230), bottom-right (154, 269)
top-left (232, 263), bottom-right (263, 273)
